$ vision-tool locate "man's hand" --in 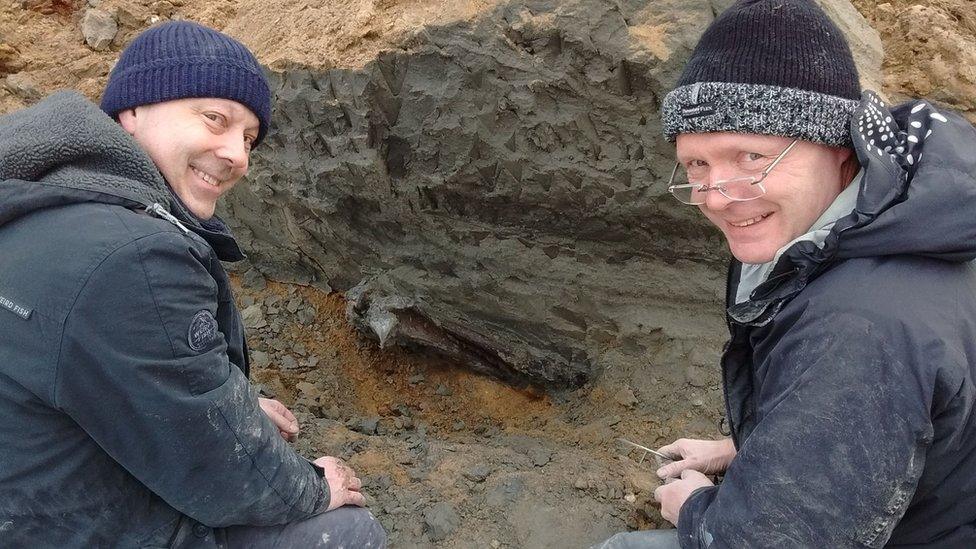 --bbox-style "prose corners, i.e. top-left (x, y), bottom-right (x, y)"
top-left (258, 397), bottom-right (300, 442)
top-left (314, 456), bottom-right (366, 511)
top-left (654, 469), bottom-right (713, 525)
top-left (656, 437), bottom-right (736, 479)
